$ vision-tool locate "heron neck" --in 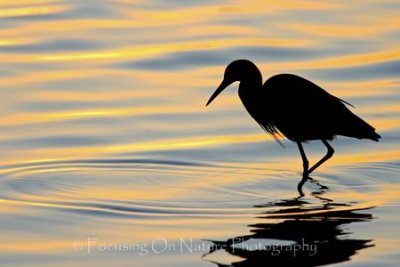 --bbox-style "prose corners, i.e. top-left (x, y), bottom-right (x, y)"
top-left (238, 73), bottom-right (263, 98)
top-left (237, 70), bottom-right (263, 120)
